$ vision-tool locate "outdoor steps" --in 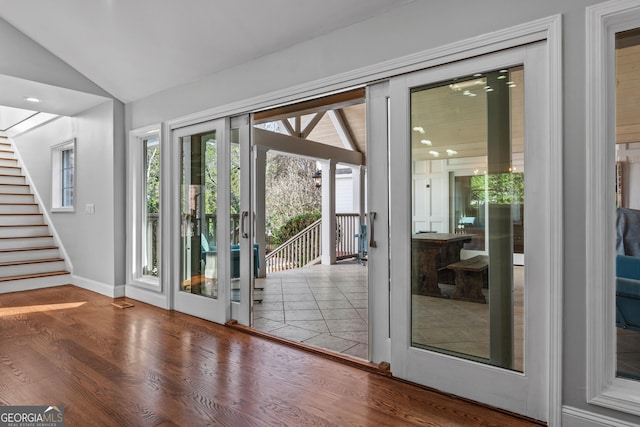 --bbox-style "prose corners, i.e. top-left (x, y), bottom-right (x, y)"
top-left (0, 137), bottom-right (71, 293)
